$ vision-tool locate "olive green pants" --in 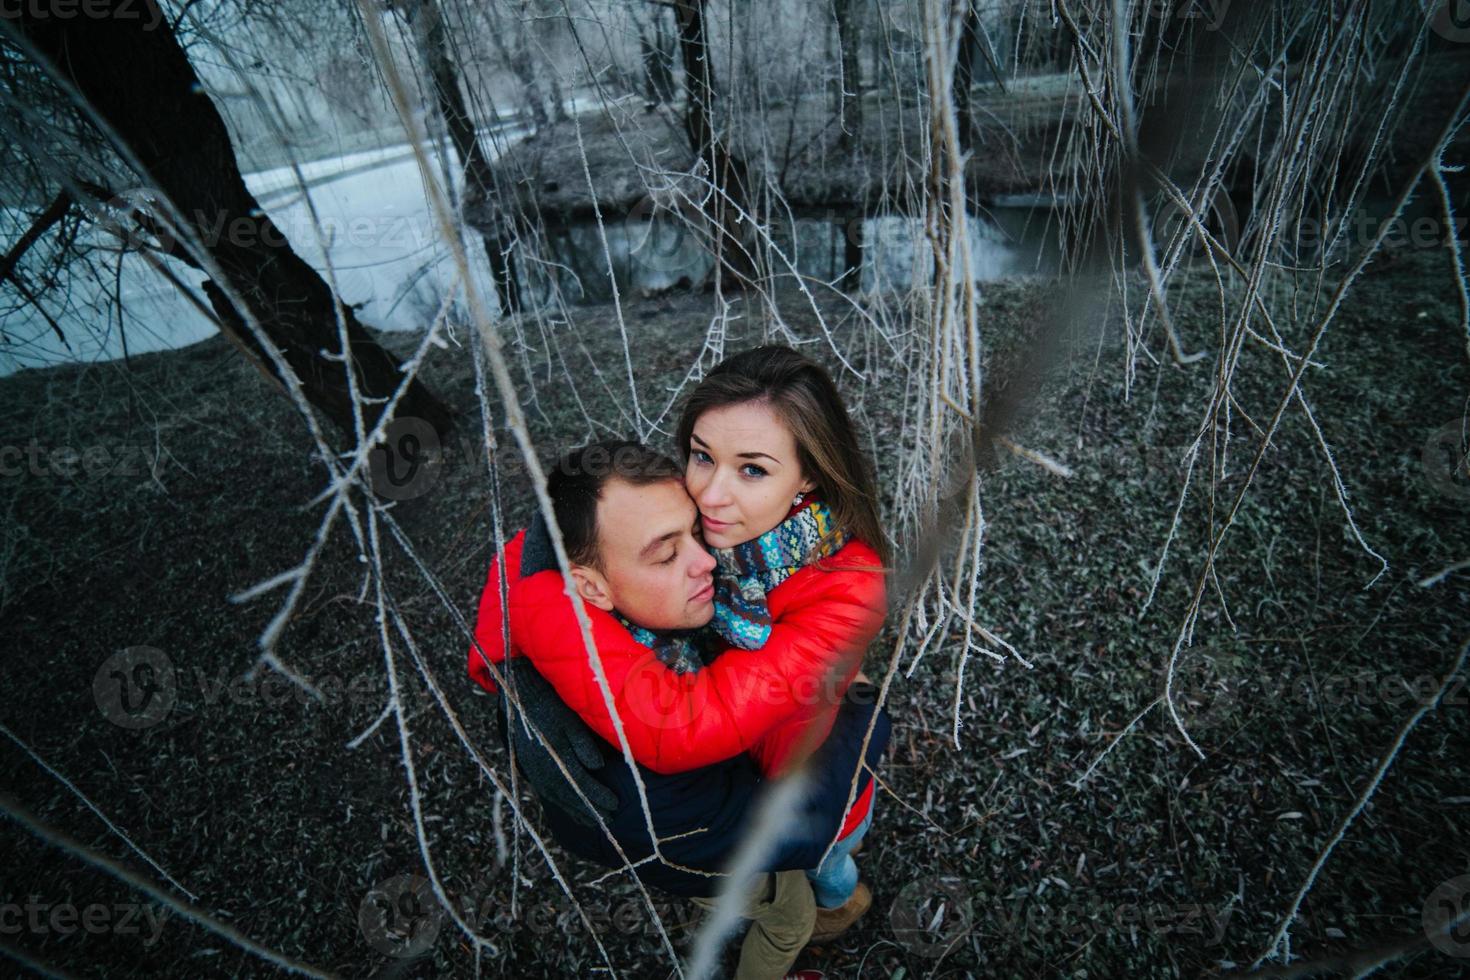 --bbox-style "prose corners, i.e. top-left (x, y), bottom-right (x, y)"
top-left (689, 870), bottom-right (816, 980)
